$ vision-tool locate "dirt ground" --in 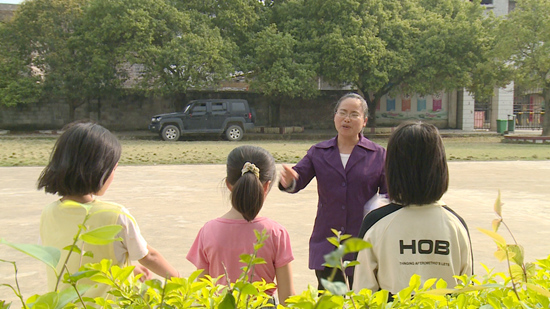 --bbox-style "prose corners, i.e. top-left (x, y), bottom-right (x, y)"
top-left (2, 162), bottom-right (550, 303)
